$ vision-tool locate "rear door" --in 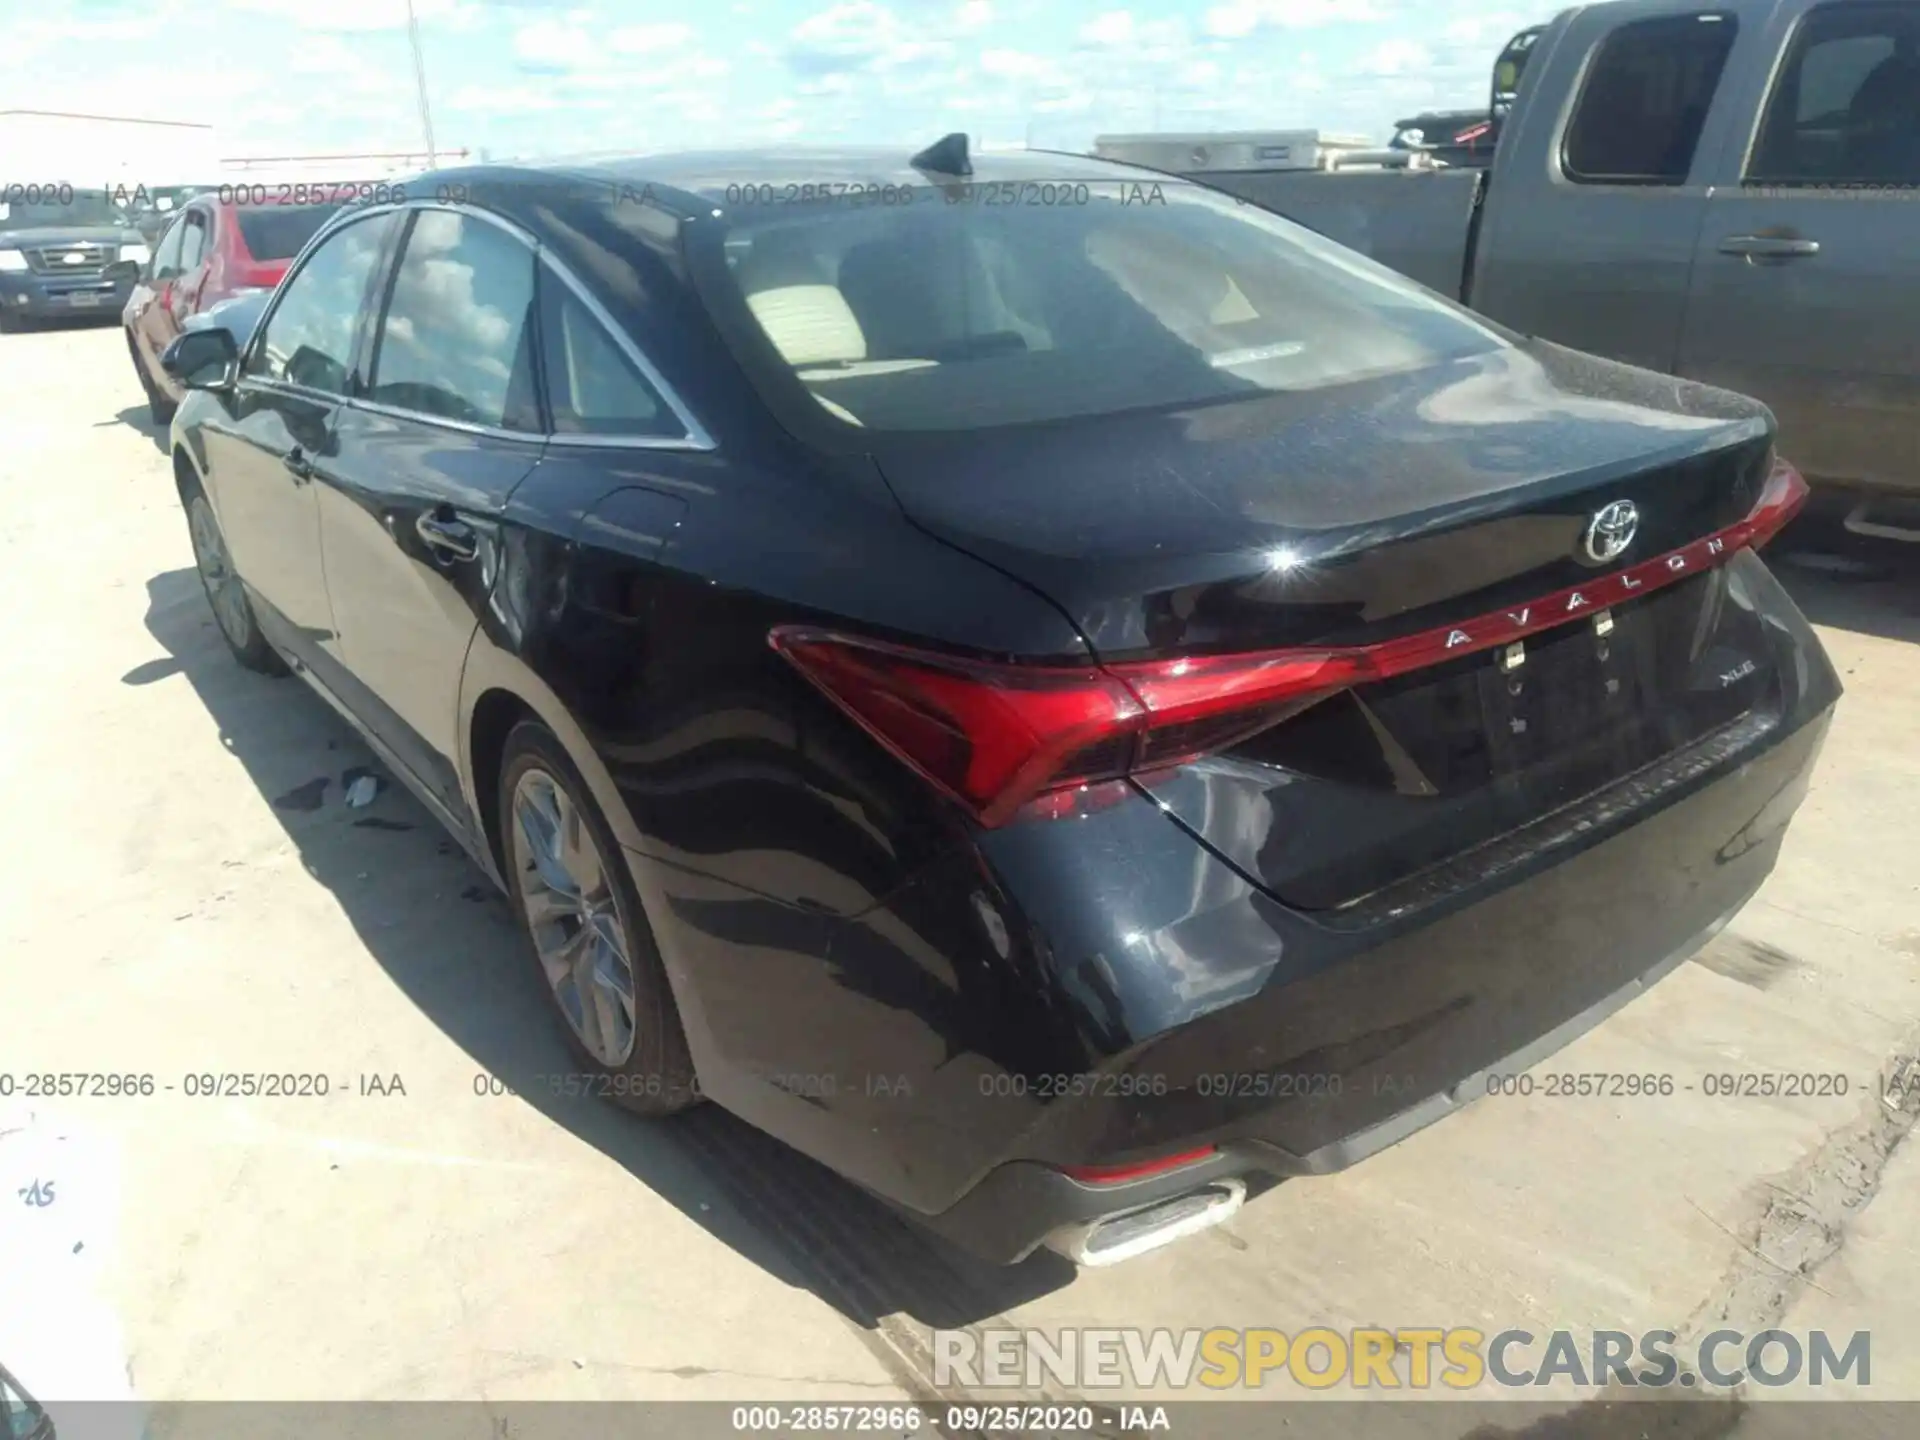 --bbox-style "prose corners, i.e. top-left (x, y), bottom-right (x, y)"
top-left (1470, 4), bottom-right (1745, 371)
top-left (1678, 0), bottom-right (1920, 496)
top-left (317, 205), bottom-right (546, 814)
